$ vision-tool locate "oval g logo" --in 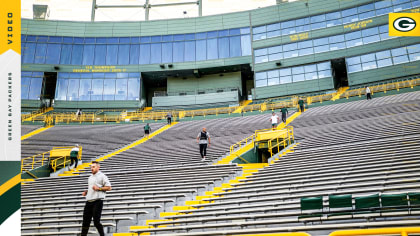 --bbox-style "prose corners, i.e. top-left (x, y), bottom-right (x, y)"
top-left (393, 17), bottom-right (416, 32)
